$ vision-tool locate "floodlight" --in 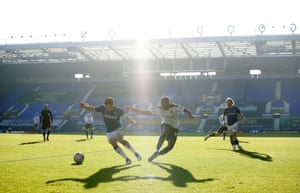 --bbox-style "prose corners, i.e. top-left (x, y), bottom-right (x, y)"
top-left (249, 69), bottom-right (261, 75)
top-left (207, 71), bottom-right (216, 76)
top-left (85, 73), bottom-right (90, 78)
top-left (74, 73), bottom-right (84, 79)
